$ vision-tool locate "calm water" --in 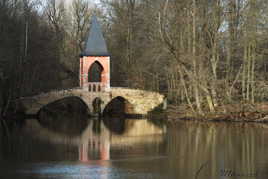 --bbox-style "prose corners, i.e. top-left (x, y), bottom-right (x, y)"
top-left (1, 117), bottom-right (268, 179)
